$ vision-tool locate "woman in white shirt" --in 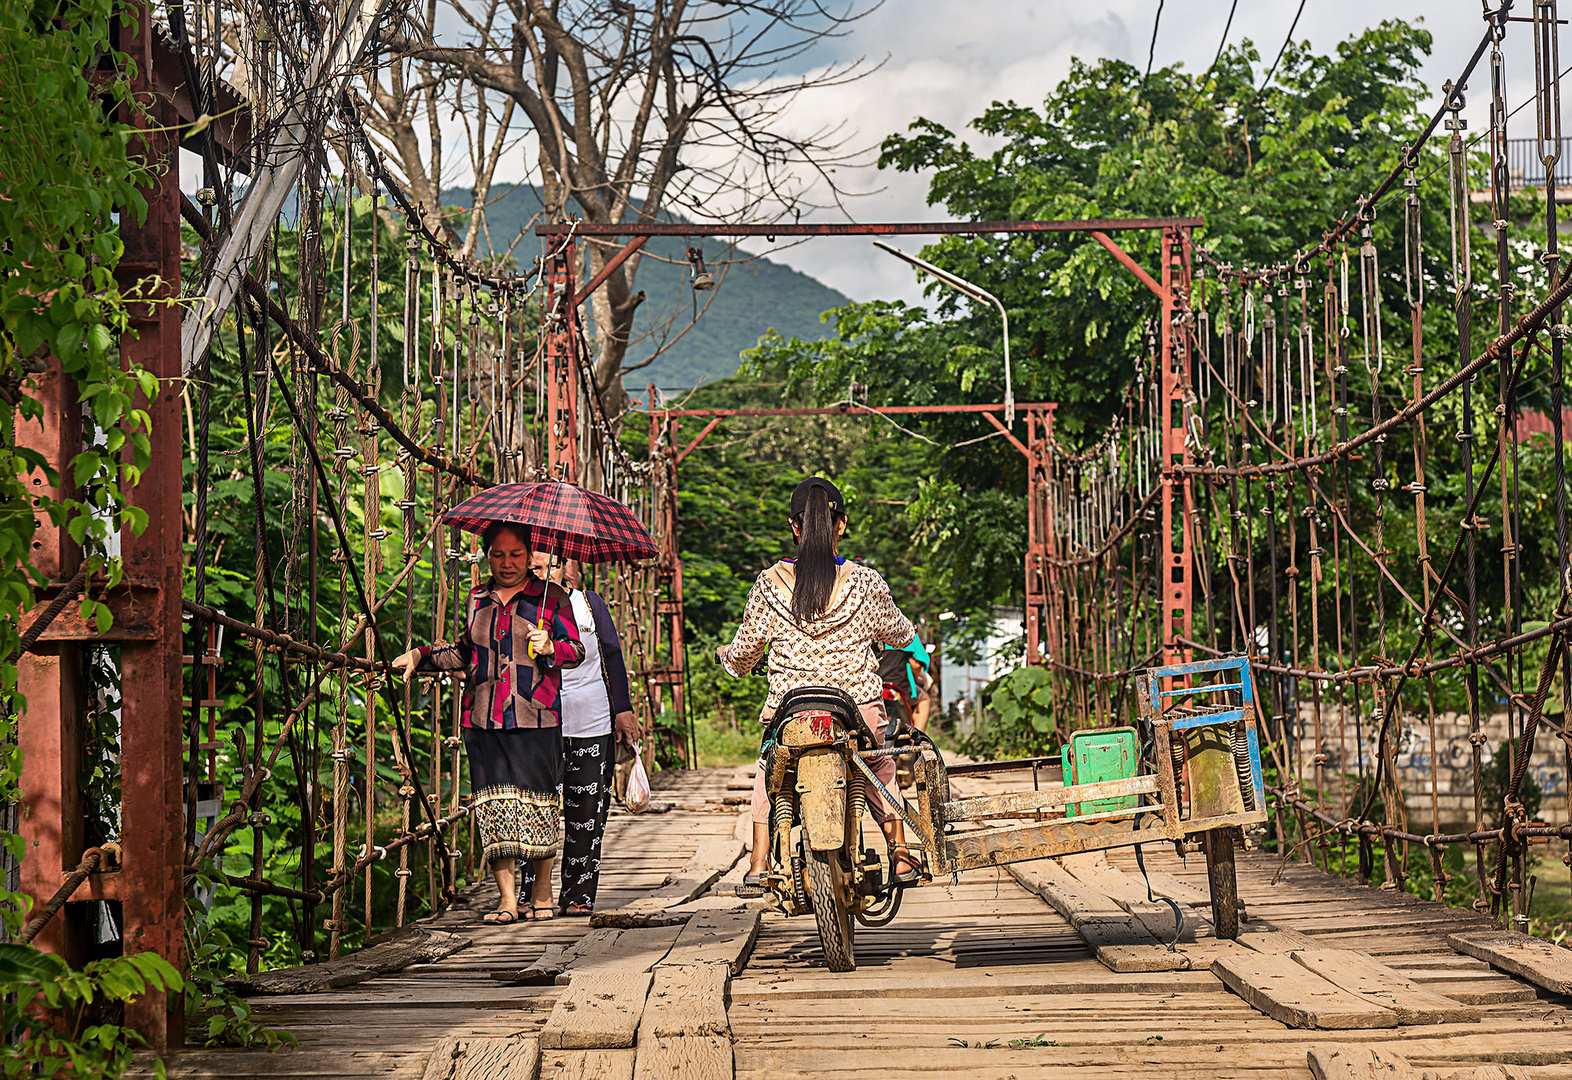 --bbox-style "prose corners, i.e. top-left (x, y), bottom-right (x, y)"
top-left (529, 554), bottom-right (641, 916)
